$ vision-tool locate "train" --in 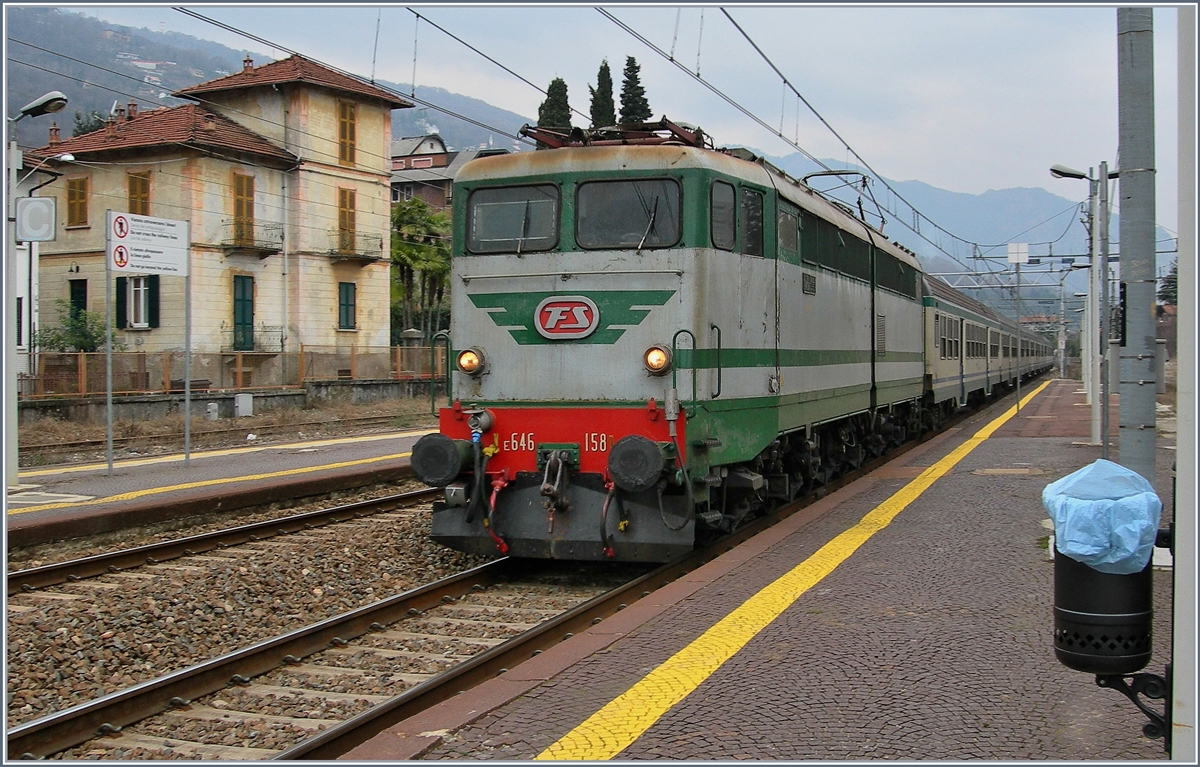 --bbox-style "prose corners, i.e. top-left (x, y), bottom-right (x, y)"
top-left (410, 118), bottom-right (1054, 563)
